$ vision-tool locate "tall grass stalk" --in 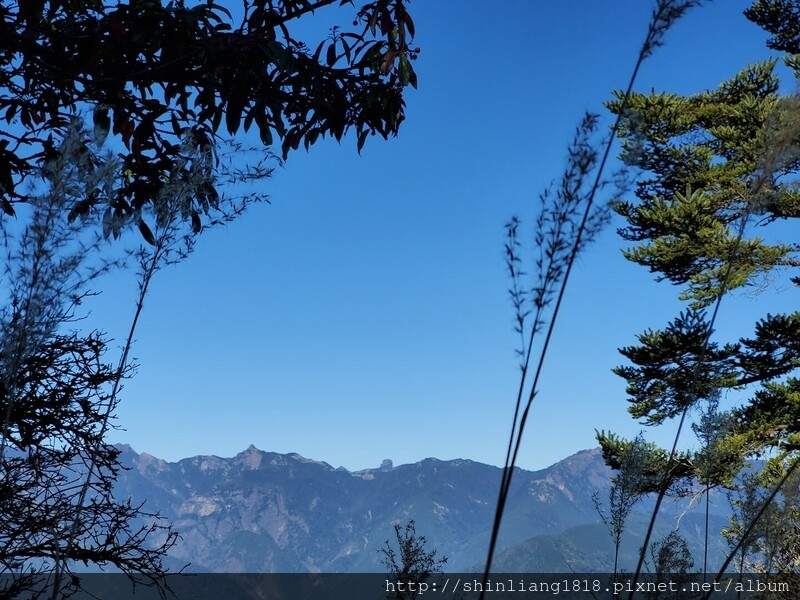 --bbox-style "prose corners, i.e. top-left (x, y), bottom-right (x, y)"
top-left (481, 2), bottom-right (706, 595)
